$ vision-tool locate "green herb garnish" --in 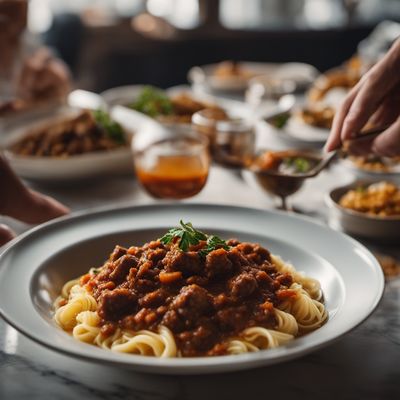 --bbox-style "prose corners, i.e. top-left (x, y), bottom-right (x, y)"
top-left (160, 220), bottom-right (229, 257)
top-left (129, 86), bottom-right (173, 117)
top-left (284, 157), bottom-right (311, 173)
top-left (90, 267), bottom-right (102, 275)
top-left (199, 235), bottom-right (230, 258)
top-left (93, 109), bottom-right (126, 145)
top-left (270, 113), bottom-right (290, 129)
top-left (355, 186), bottom-right (366, 193)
